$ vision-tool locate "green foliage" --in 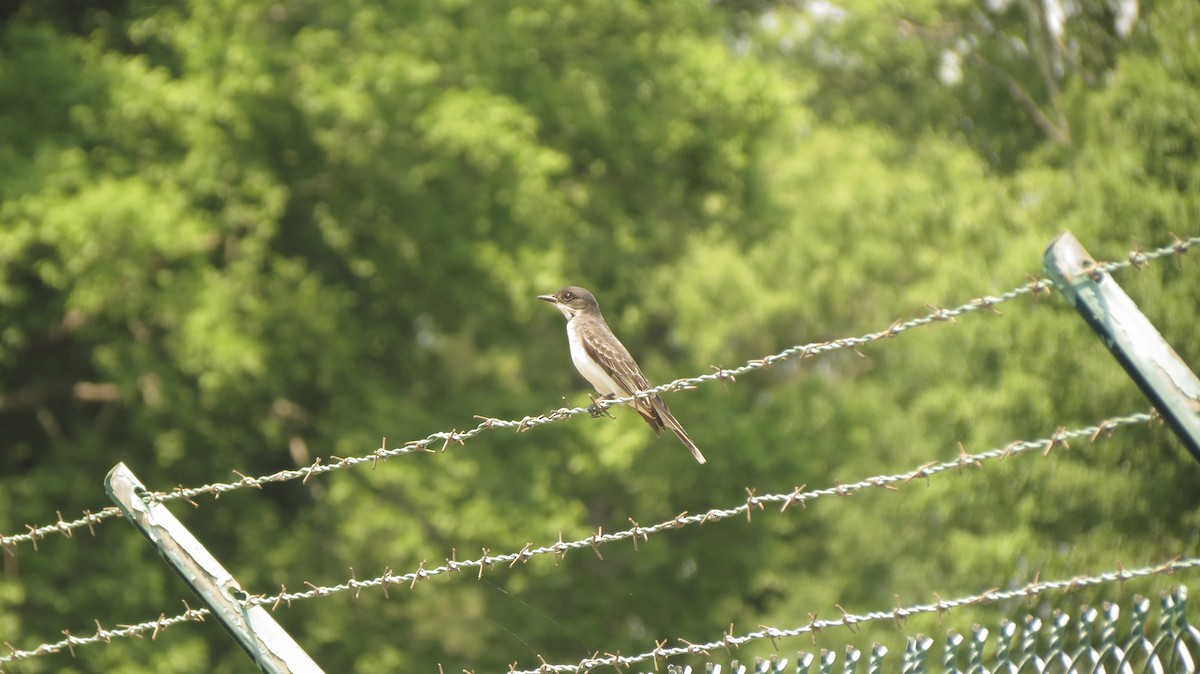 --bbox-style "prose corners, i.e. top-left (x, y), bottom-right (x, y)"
top-left (1, 0), bottom-right (1198, 671)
